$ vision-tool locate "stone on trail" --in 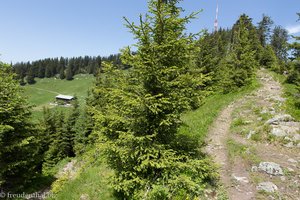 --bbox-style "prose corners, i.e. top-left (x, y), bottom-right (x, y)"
top-left (271, 96), bottom-right (286, 102)
top-left (247, 130), bottom-right (255, 139)
top-left (287, 158), bottom-right (298, 163)
top-left (284, 136), bottom-right (292, 141)
top-left (256, 182), bottom-right (278, 193)
top-left (266, 114), bottom-right (294, 125)
top-left (276, 123), bottom-right (300, 135)
top-left (284, 142), bottom-right (294, 148)
top-left (80, 194), bottom-right (90, 200)
top-left (293, 134), bottom-right (300, 141)
top-left (232, 174), bottom-right (249, 183)
top-left (280, 176), bottom-right (286, 181)
top-left (258, 162), bottom-right (283, 176)
top-left (251, 166), bottom-right (258, 172)
top-left (270, 127), bottom-right (287, 137)
top-left (287, 167), bottom-right (295, 172)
